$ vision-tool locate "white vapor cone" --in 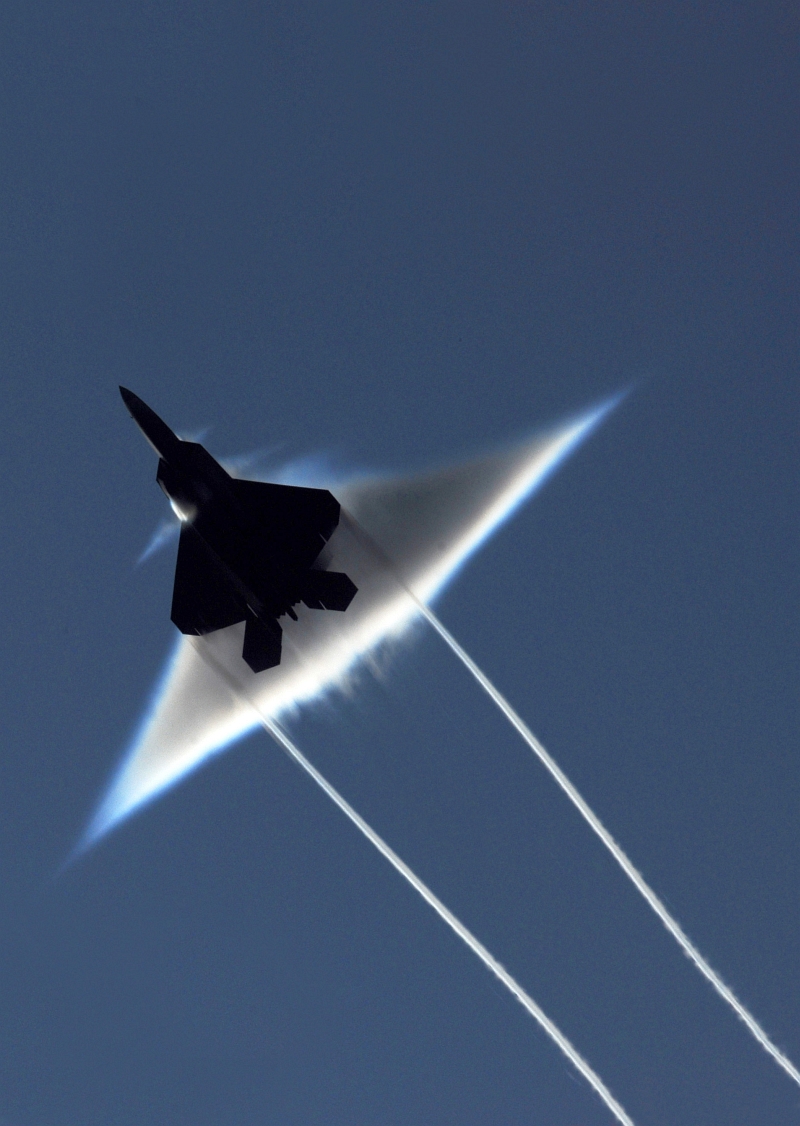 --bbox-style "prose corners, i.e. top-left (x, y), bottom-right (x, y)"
top-left (84, 397), bottom-right (619, 846)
